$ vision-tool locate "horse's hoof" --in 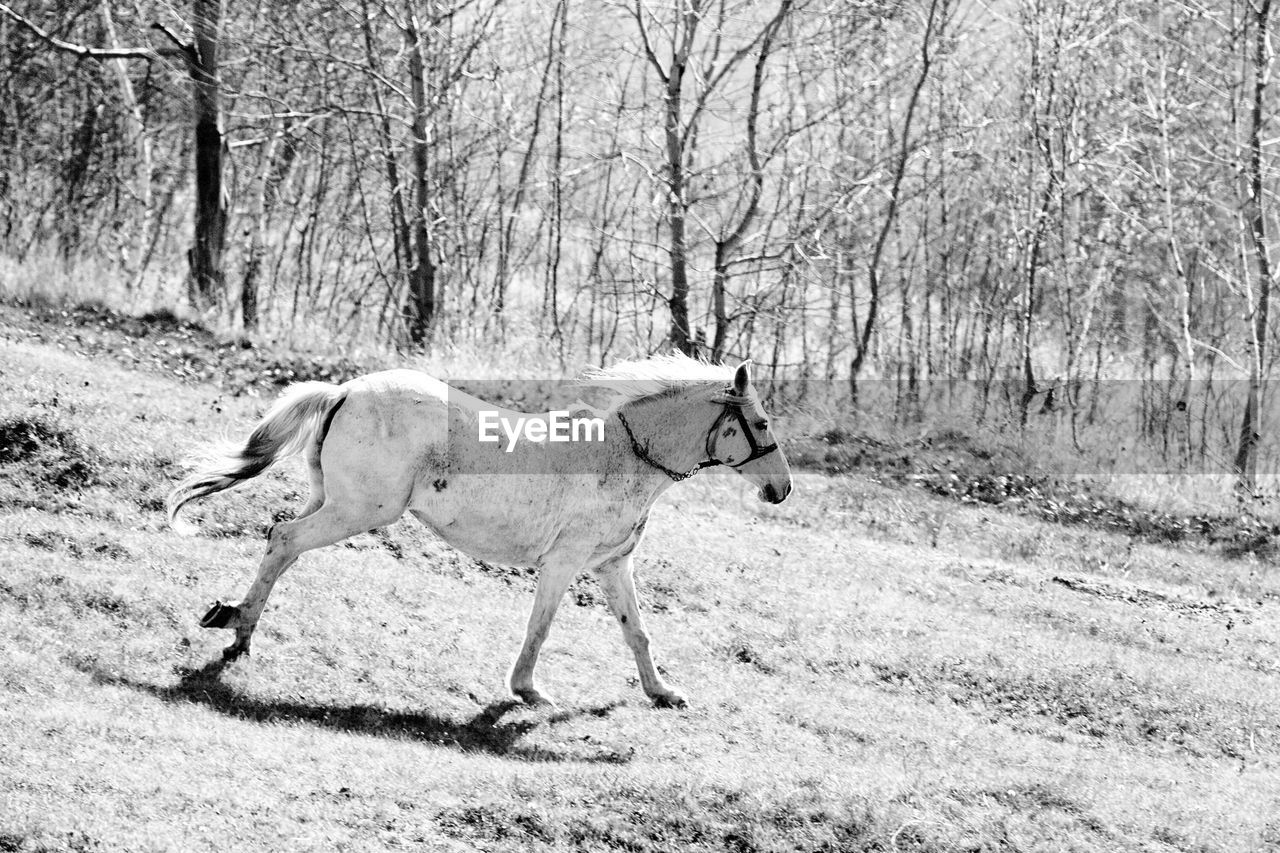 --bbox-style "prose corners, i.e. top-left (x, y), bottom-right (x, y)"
top-left (221, 643), bottom-right (249, 662)
top-left (512, 687), bottom-right (557, 708)
top-left (651, 690), bottom-right (688, 709)
top-left (200, 601), bottom-right (240, 630)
